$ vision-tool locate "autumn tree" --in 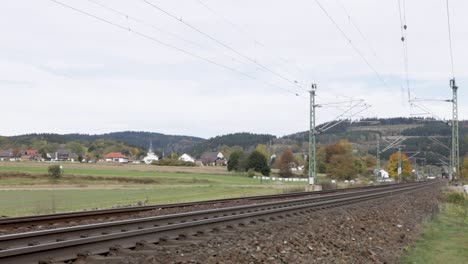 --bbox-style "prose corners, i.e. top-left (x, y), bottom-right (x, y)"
top-left (327, 154), bottom-right (357, 180)
top-left (354, 155), bottom-right (377, 176)
top-left (363, 155), bottom-right (377, 171)
top-left (324, 140), bottom-right (357, 179)
top-left (278, 149), bottom-right (295, 178)
top-left (387, 152), bottom-right (413, 180)
top-left (325, 140), bottom-right (352, 163)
